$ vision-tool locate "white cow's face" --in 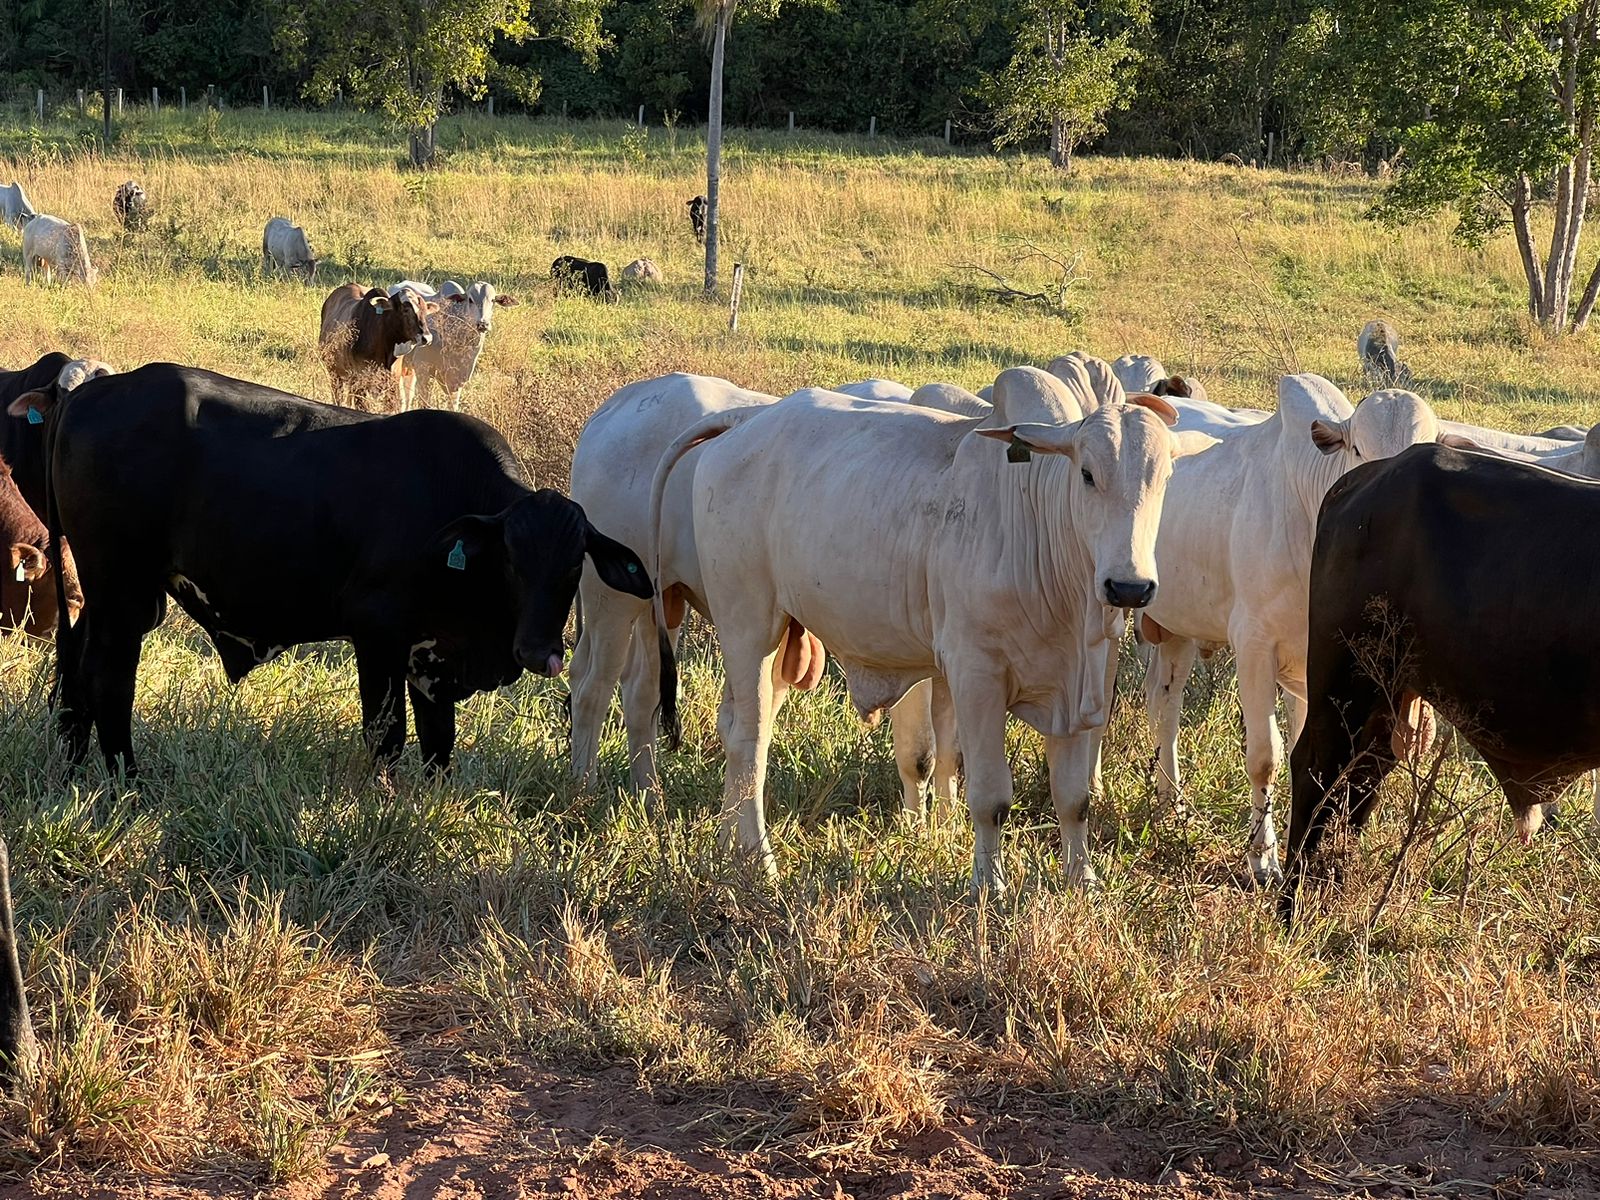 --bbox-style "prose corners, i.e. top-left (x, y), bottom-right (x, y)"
top-left (445, 281), bottom-right (518, 335)
top-left (980, 394), bottom-right (1184, 609)
top-left (1070, 401), bottom-right (1181, 608)
top-left (1312, 388), bottom-right (1438, 465)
